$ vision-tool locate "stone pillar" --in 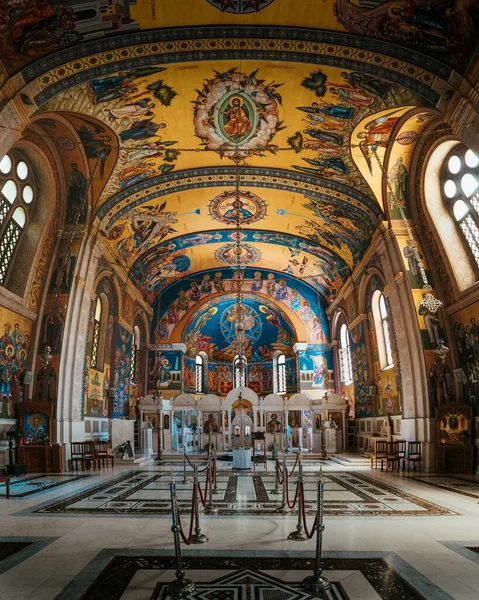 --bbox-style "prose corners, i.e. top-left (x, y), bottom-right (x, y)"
top-left (375, 232), bottom-right (434, 469)
top-left (55, 236), bottom-right (101, 466)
